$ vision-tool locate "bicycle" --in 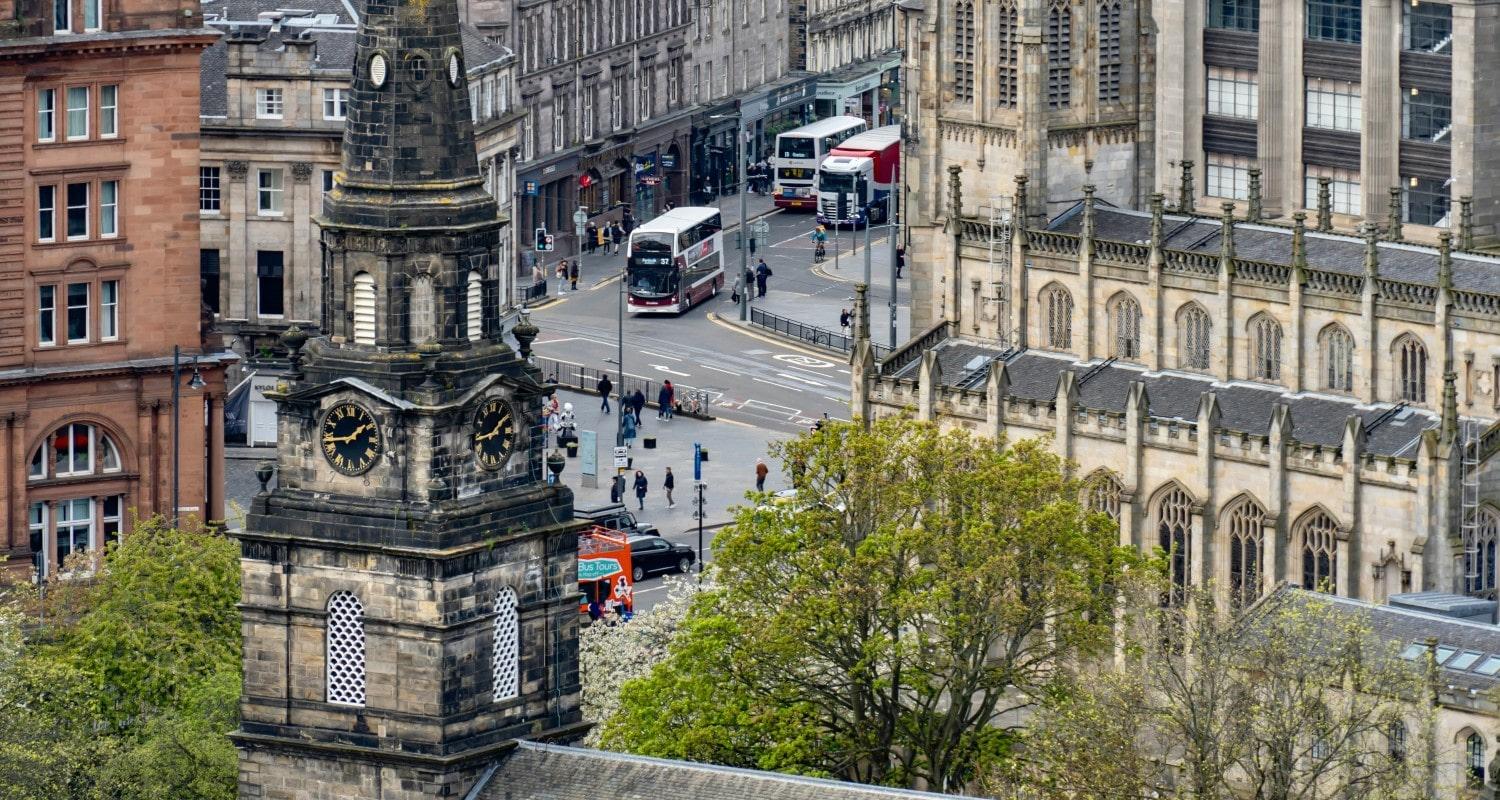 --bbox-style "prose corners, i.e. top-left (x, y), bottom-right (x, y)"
top-left (813, 241), bottom-right (826, 263)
